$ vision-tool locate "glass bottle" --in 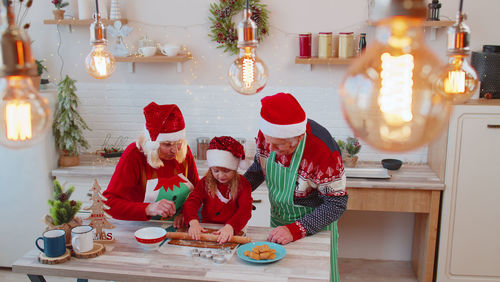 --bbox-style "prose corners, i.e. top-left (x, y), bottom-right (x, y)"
top-left (358, 33), bottom-right (367, 54)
